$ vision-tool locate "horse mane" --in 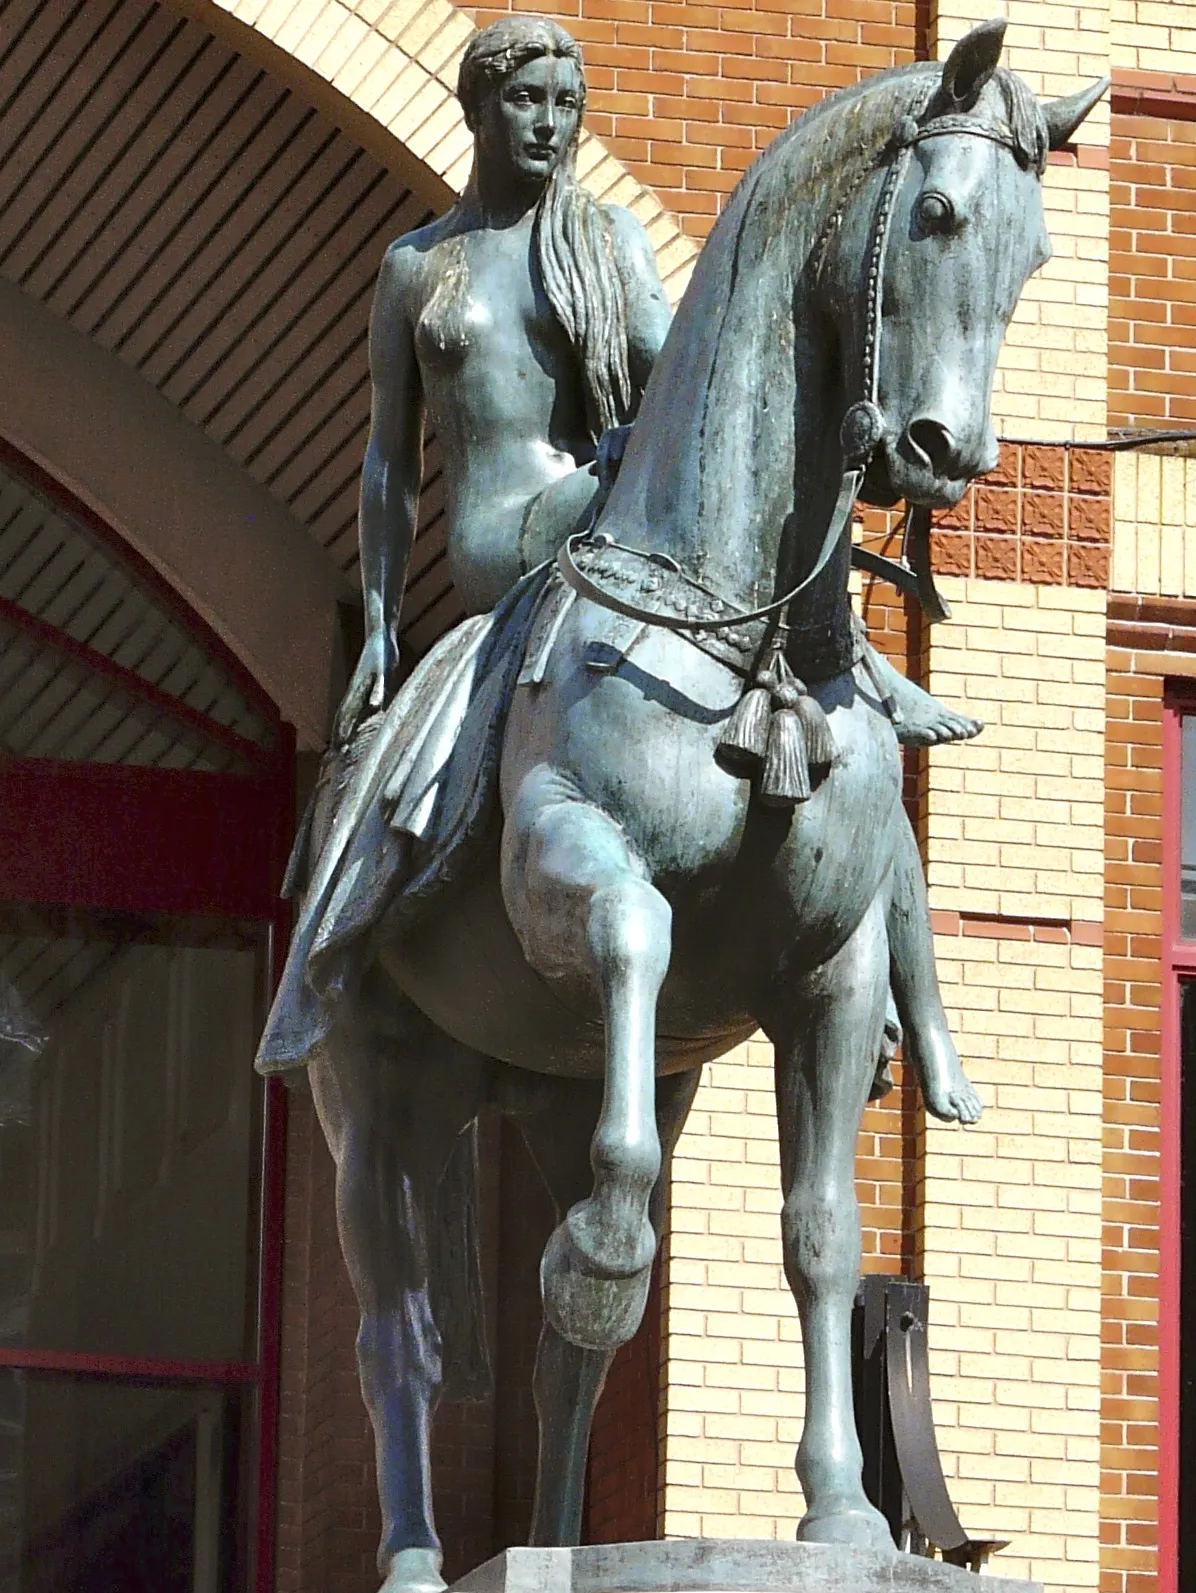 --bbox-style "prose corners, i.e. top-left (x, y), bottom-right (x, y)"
top-left (716, 59), bottom-right (1049, 298)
